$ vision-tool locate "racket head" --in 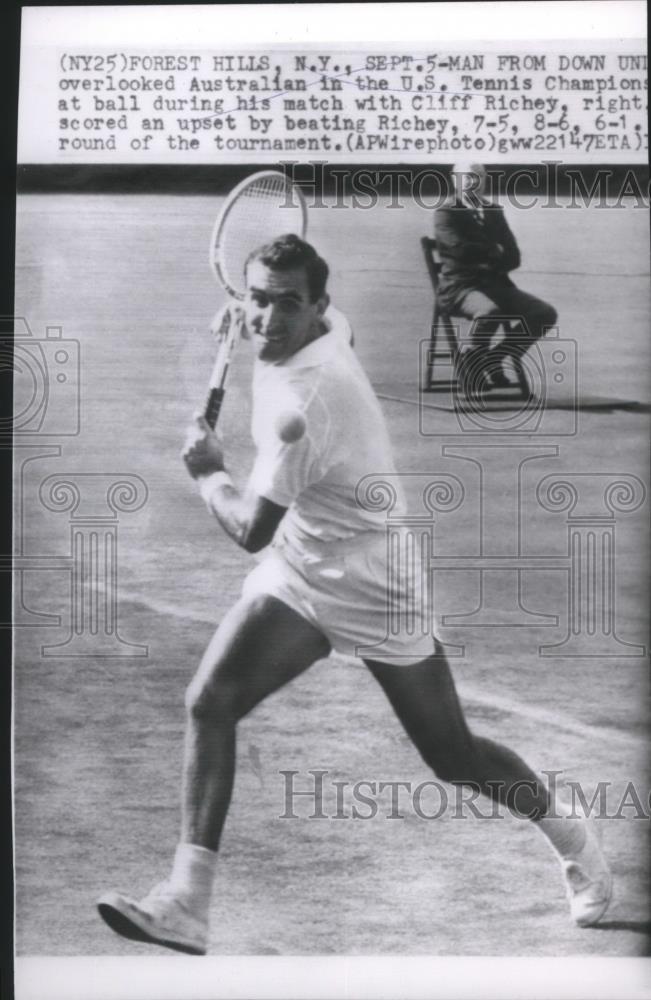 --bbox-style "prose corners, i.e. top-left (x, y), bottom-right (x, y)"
top-left (209, 171), bottom-right (307, 300)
